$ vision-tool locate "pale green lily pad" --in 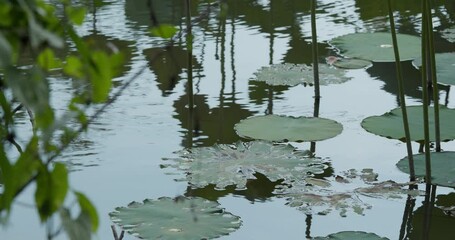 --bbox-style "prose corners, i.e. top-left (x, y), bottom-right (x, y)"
top-left (109, 197), bottom-right (241, 240)
top-left (251, 63), bottom-right (350, 86)
top-left (313, 231), bottom-right (389, 240)
top-left (235, 115), bottom-right (343, 142)
top-left (397, 151), bottom-right (455, 187)
top-left (332, 58), bottom-right (372, 69)
top-left (330, 32), bottom-right (421, 62)
top-left (163, 141), bottom-right (327, 190)
top-left (413, 52), bottom-right (455, 85)
top-left (361, 106), bottom-right (455, 142)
